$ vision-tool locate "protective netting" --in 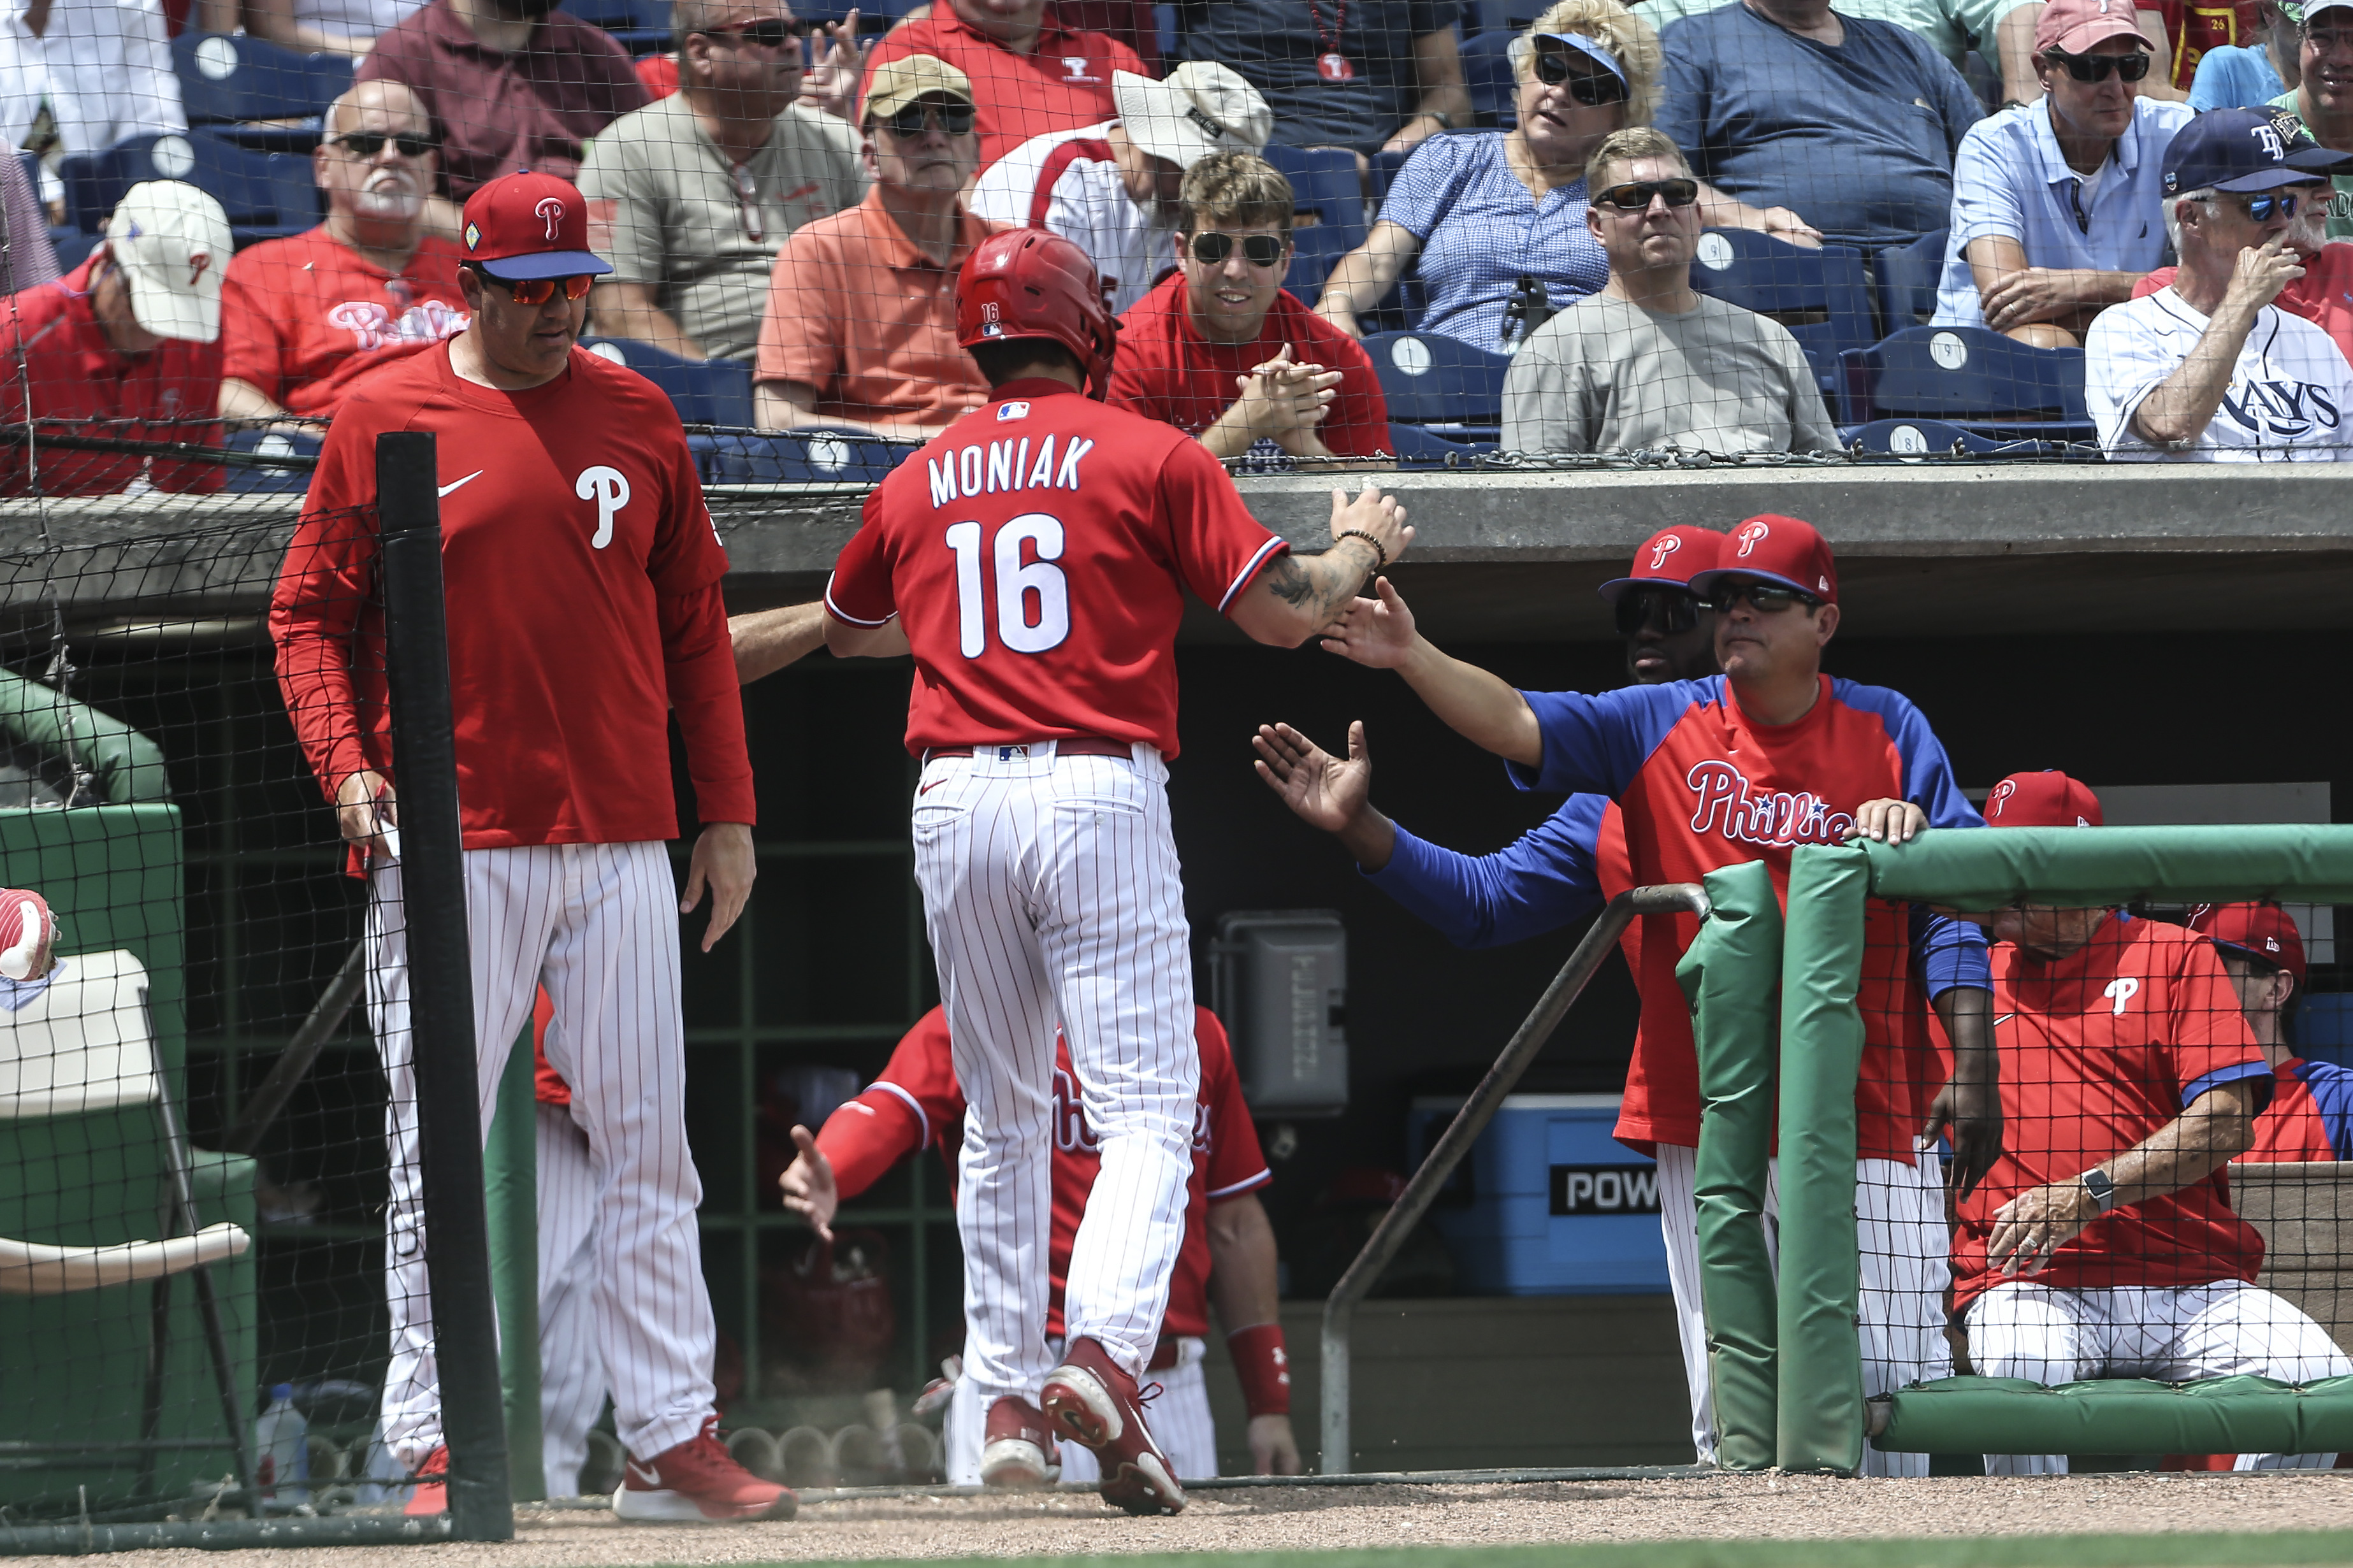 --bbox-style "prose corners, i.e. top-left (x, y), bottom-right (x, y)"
top-left (0, 0), bottom-right (2337, 478)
